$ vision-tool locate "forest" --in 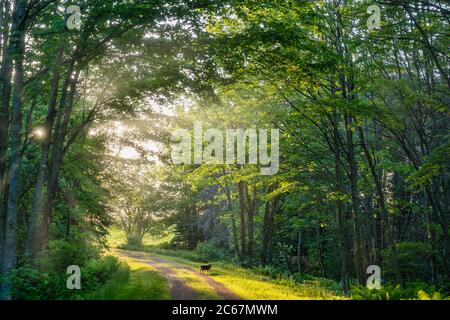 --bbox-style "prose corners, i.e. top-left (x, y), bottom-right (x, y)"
top-left (0, 0), bottom-right (449, 300)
